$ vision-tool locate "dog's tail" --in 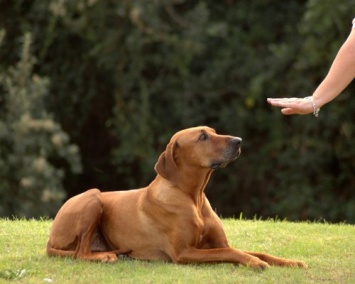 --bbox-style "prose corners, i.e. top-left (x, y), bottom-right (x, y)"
top-left (46, 240), bottom-right (132, 260)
